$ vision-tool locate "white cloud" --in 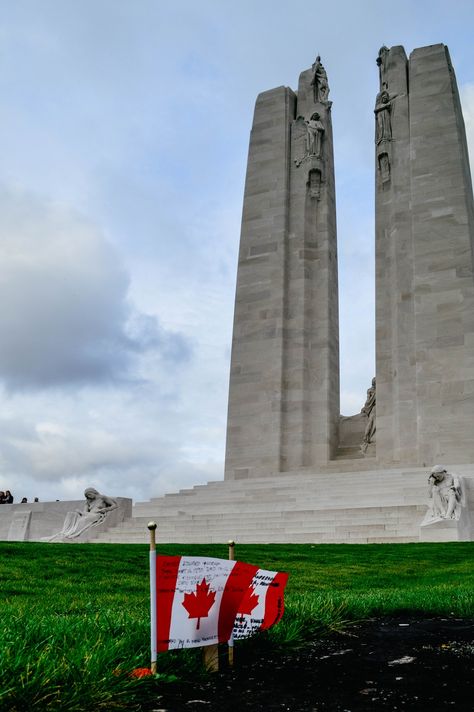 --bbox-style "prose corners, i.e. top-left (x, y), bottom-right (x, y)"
top-left (0, 187), bottom-right (190, 391)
